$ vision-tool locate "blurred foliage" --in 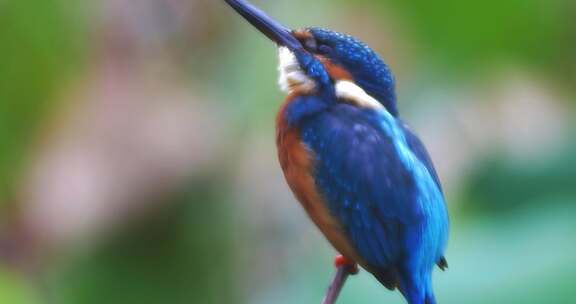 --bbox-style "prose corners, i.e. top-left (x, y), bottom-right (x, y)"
top-left (463, 144), bottom-right (576, 214)
top-left (0, 0), bottom-right (85, 201)
top-left (0, 0), bottom-right (575, 303)
top-left (0, 269), bottom-right (36, 304)
top-left (350, 0), bottom-right (575, 90)
top-left (51, 179), bottom-right (238, 304)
